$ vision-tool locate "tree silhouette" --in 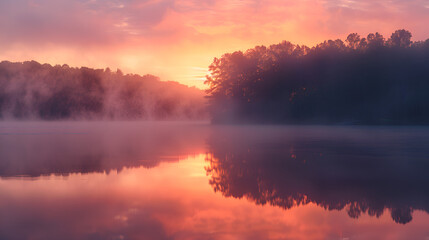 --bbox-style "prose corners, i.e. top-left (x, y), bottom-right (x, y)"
top-left (346, 33), bottom-right (361, 50)
top-left (367, 32), bottom-right (385, 48)
top-left (388, 29), bottom-right (412, 48)
top-left (205, 29), bottom-right (429, 124)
